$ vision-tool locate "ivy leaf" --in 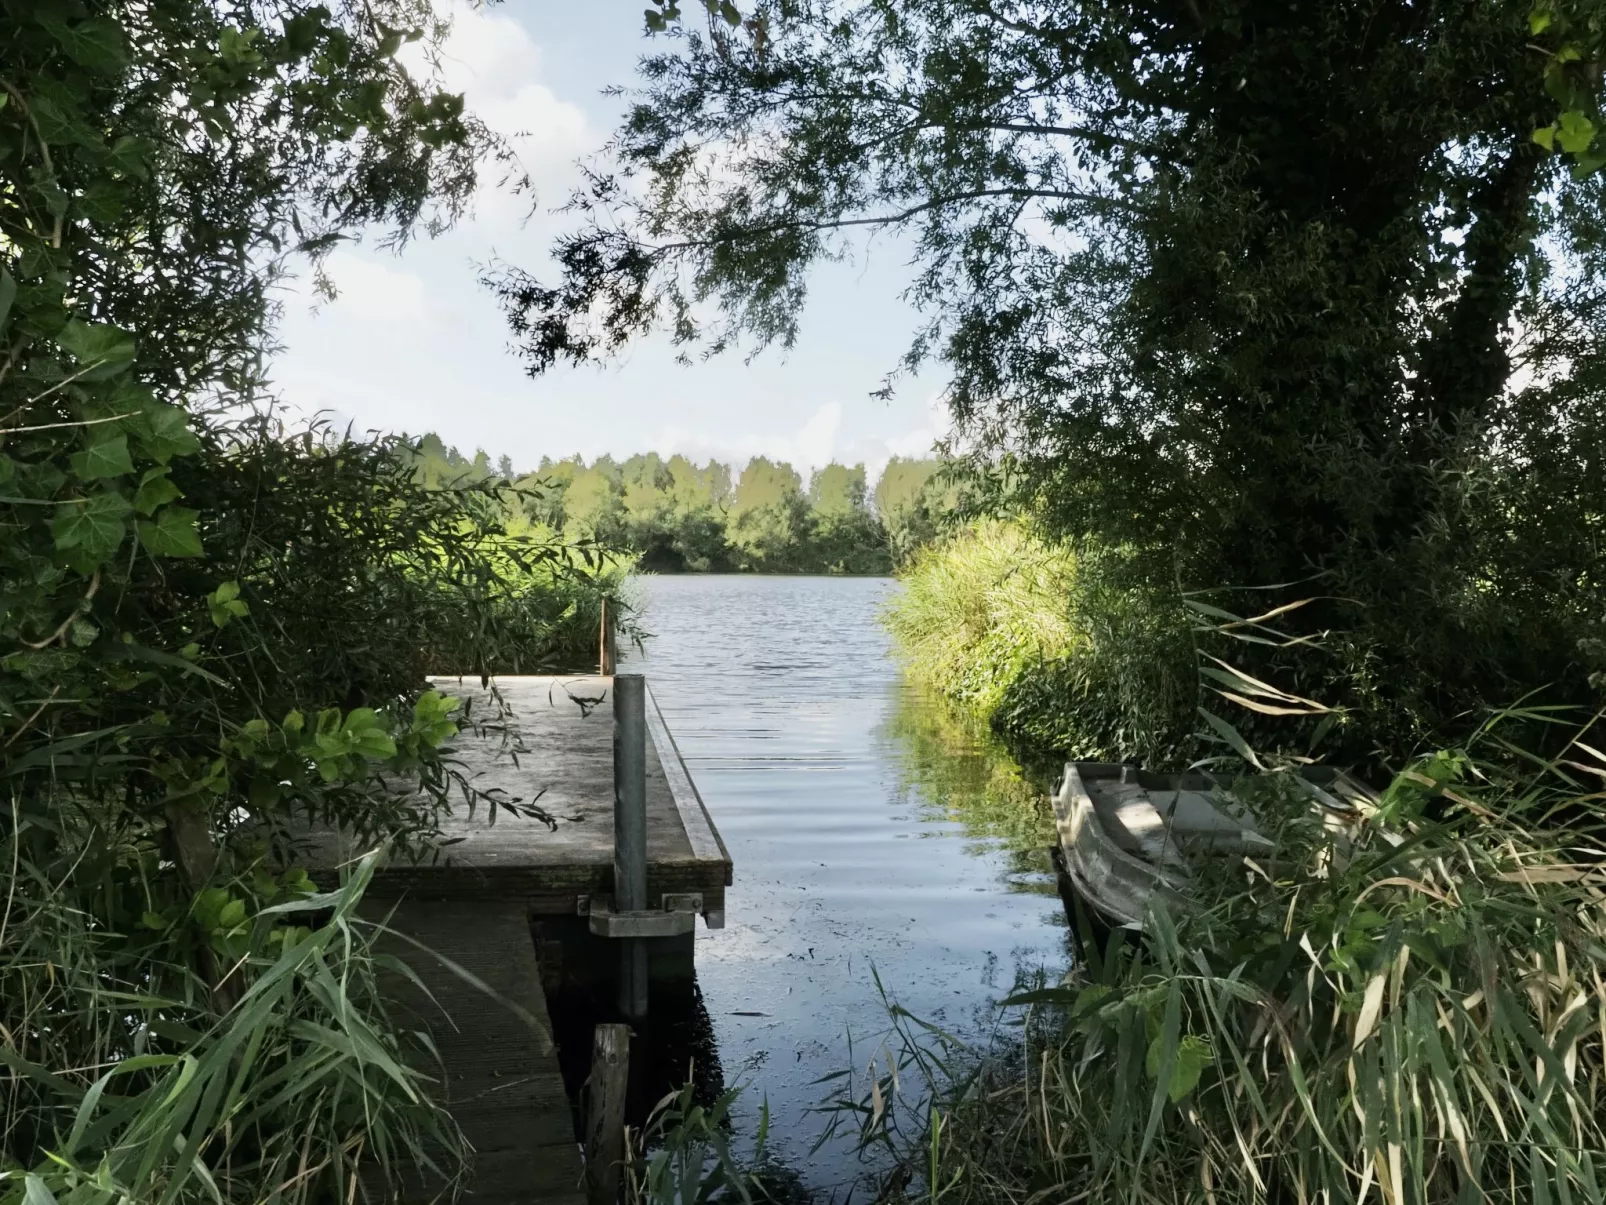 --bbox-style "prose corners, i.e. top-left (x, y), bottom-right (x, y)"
top-left (207, 580), bottom-right (250, 627)
top-left (37, 15), bottom-right (130, 76)
top-left (137, 506), bottom-right (203, 557)
top-left (1556, 110), bottom-right (1598, 155)
top-left (51, 491), bottom-right (132, 561)
top-left (70, 434), bottom-right (134, 480)
top-left (1534, 124), bottom-right (1558, 151)
top-left (135, 402), bottom-right (201, 463)
top-left (57, 320), bottom-right (135, 380)
top-left (133, 466), bottom-right (182, 515)
top-left (107, 135), bottom-right (153, 180)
